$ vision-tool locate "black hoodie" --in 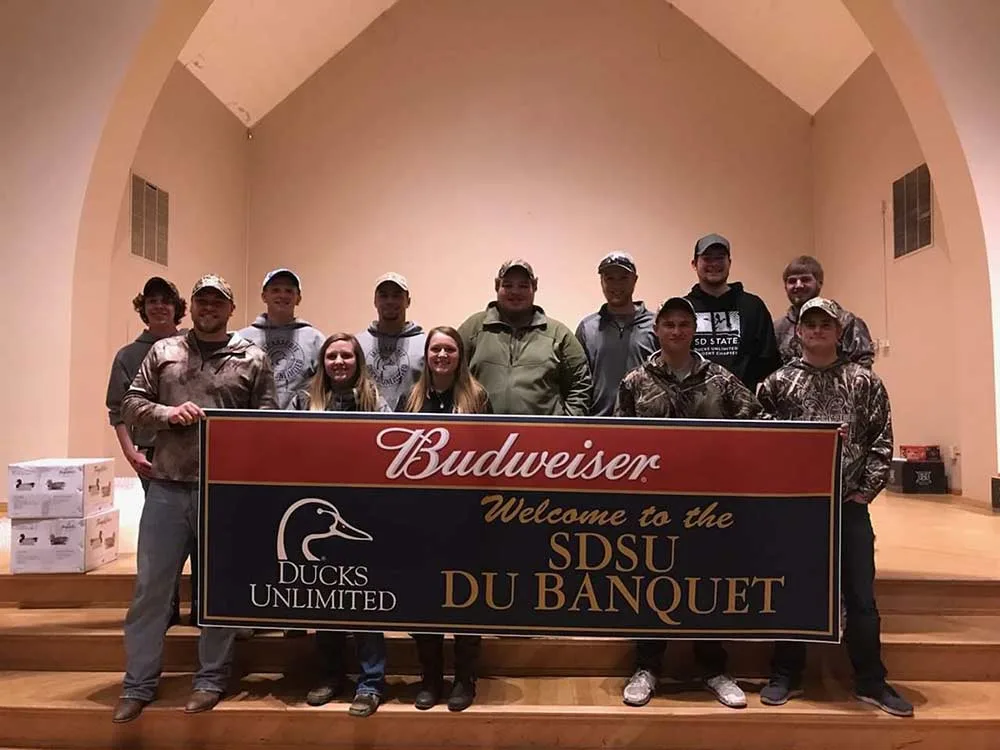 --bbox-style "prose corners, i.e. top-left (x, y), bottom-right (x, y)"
top-left (685, 282), bottom-right (780, 391)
